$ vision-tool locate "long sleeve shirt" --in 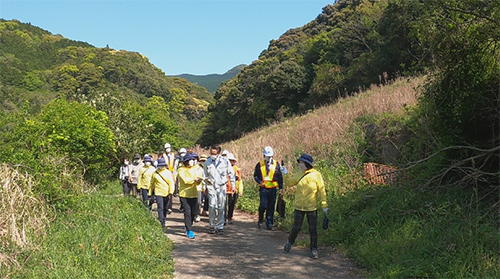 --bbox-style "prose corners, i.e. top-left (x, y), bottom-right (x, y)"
top-left (285, 168), bottom-right (327, 211)
top-left (177, 166), bottom-right (202, 198)
top-left (149, 168), bottom-right (175, 197)
top-left (119, 164), bottom-right (130, 180)
top-left (137, 165), bottom-right (156, 190)
top-left (203, 155), bottom-right (235, 190)
top-left (253, 159), bottom-right (283, 189)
